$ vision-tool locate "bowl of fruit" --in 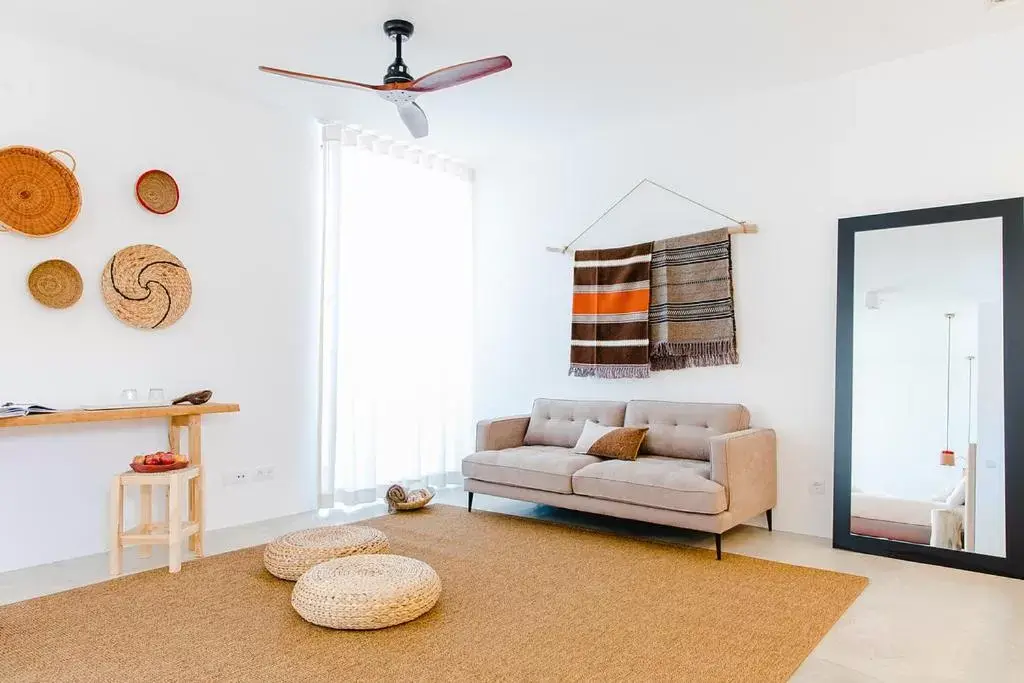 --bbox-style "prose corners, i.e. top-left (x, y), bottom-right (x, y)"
top-left (130, 451), bottom-right (189, 473)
